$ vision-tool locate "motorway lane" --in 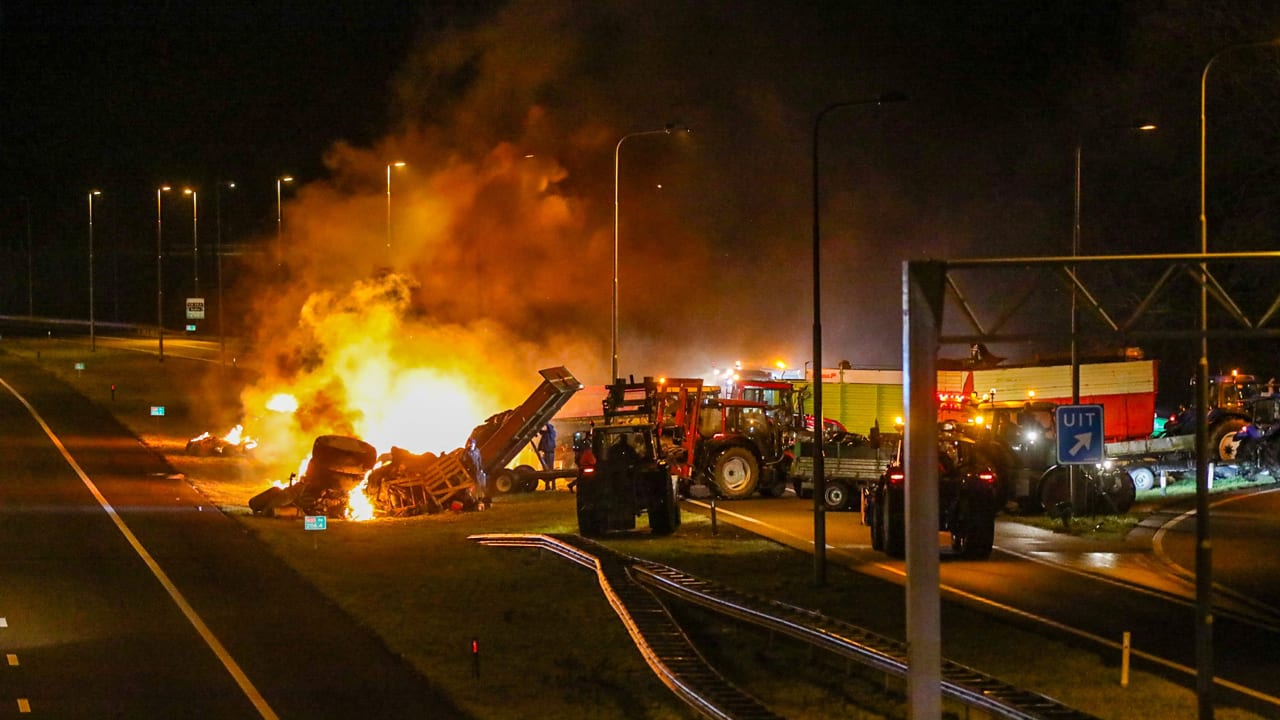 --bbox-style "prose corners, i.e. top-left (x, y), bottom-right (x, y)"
top-left (701, 495), bottom-right (1280, 714)
top-left (0, 354), bottom-right (458, 718)
top-left (1156, 487), bottom-right (1280, 612)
